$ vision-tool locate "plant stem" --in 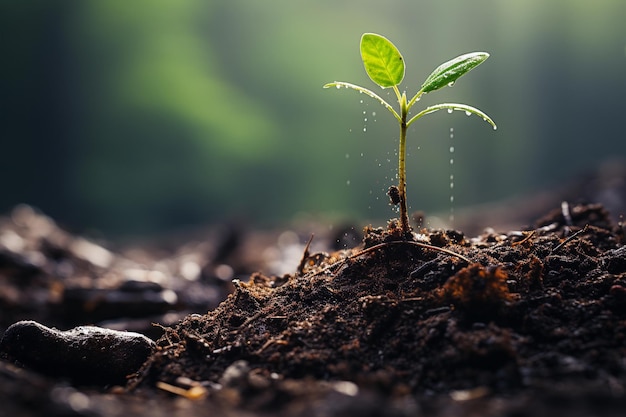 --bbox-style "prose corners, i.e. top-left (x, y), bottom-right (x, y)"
top-left (398, 91), bottom-right (411, 235)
